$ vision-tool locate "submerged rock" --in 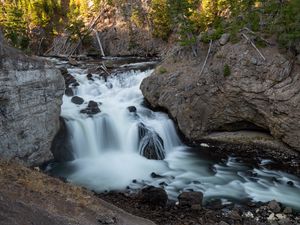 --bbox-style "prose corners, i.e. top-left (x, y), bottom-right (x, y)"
top-left (138, 123), bottom-right (165, 160)
top-left (71, 96), bottom-right (84, 105)
top-left (127, 106), bottom-right (137, 113)
top-left (80, 100), bottom-right (101, 115)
